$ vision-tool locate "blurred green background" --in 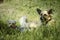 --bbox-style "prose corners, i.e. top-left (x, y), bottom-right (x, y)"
top-left (0, 0), bottom-right (60, 40)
